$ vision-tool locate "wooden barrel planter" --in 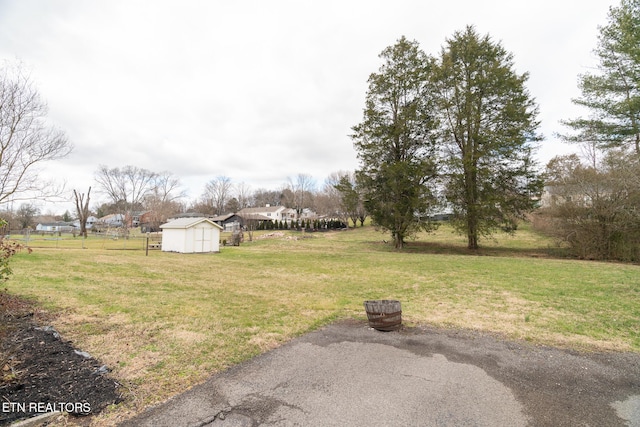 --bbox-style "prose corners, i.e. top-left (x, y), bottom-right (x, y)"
top-left (364, 300), bottom-right (402, 331)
